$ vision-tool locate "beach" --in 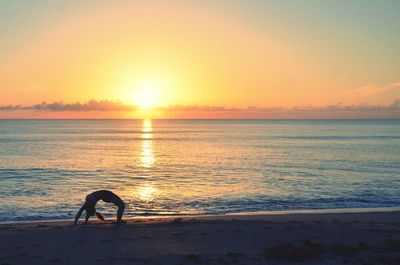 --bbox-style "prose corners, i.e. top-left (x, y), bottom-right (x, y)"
top-left (1, 210), bottom-right (400, 265)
